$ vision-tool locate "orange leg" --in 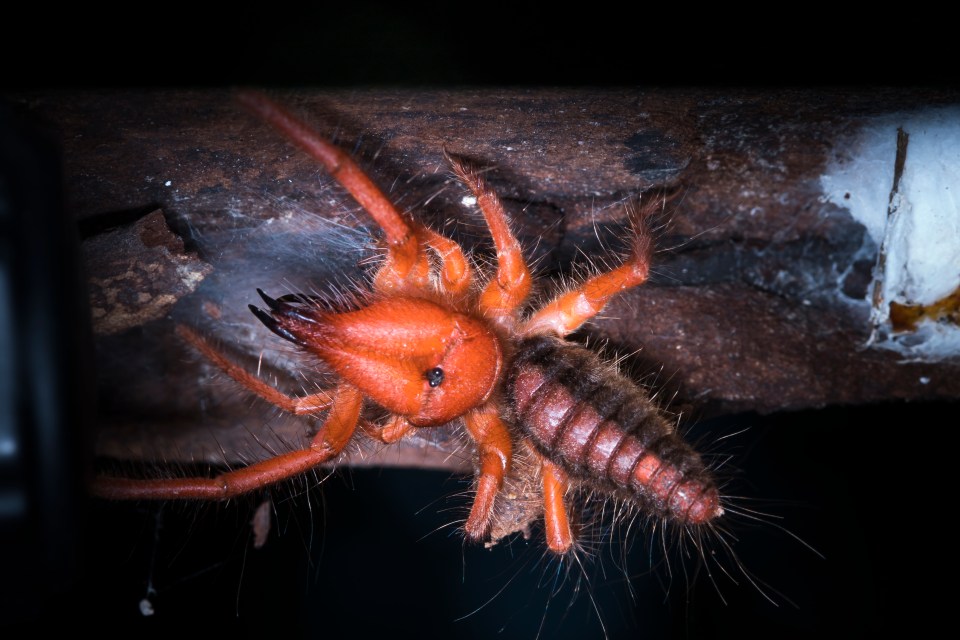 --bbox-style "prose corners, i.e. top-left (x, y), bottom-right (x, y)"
top-left (360, 415), bottom-right (414, 444)
top-left (521, 196), bottom-right (660, 337)
top-left (447, 154), bottom-right (531, 323)
top-left (414, 222), bottom-right (473, 298)
top-left (177, 325), bottom-right (333, 415)
top-left (92, 384), bottom-right (364, 499)
top-left (462, 404), bottom-right (513, 541)
top-left (541, 458), bottom-right (574, 553)
top-left (236, 91), bottom-right (427, 294)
